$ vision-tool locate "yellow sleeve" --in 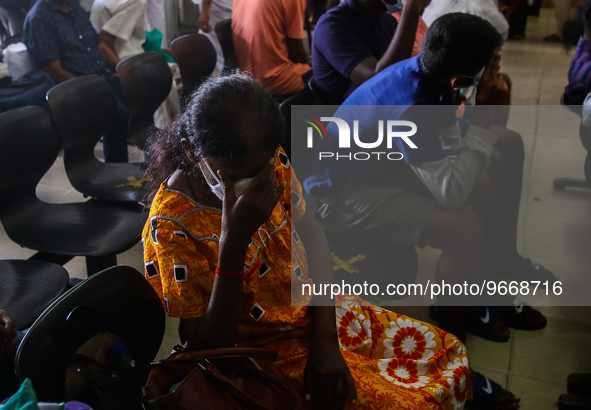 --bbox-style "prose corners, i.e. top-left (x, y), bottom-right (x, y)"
top-left (276, 146), bottom-right (306, 223)
top-left (143, 220), bottom-right (217, 319)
